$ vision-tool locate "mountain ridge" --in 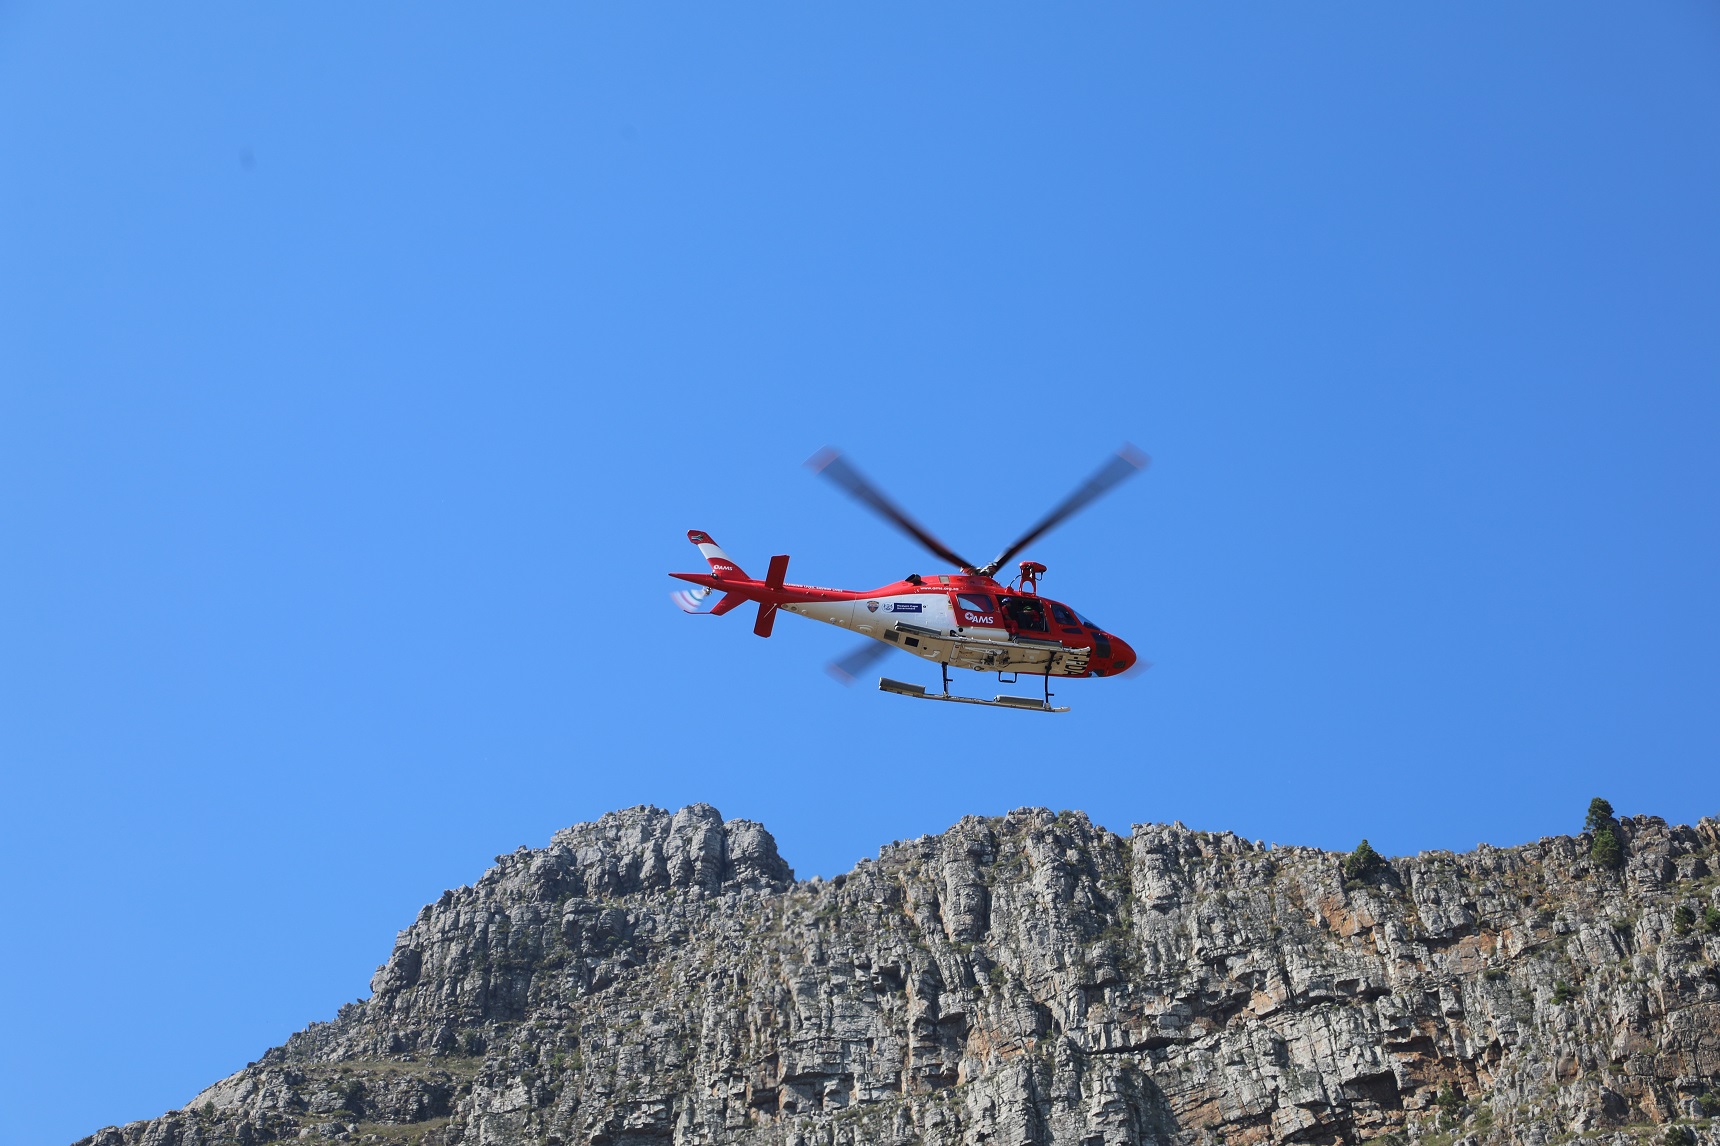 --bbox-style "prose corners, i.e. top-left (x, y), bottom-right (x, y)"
top-left (78, 803), bottom-right (1720, 1146)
